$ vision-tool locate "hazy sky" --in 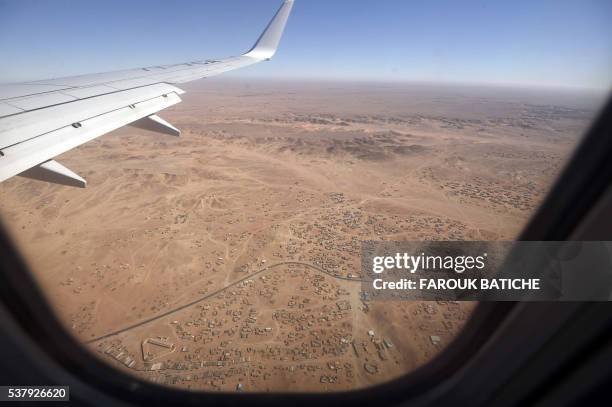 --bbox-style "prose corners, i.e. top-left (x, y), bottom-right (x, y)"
top-left (1, 0), bottom-right (611, 89)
